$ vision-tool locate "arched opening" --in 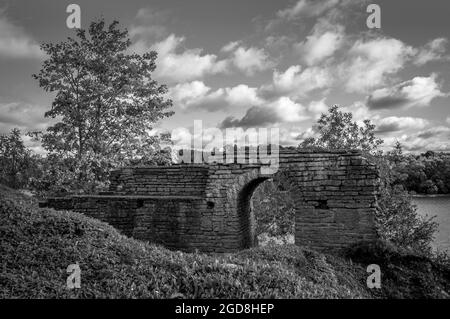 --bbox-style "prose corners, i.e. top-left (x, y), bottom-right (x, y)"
top-left (236, 177), bottom-right (268, 249)
top-left (237, 172), bottom-right (298, 249)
